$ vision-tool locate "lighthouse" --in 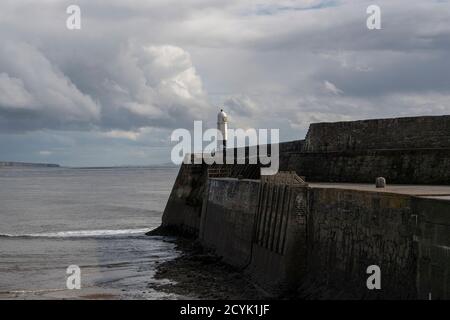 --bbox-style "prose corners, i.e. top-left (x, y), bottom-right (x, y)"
top-left (217, 109), bottom-right (228, 151)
